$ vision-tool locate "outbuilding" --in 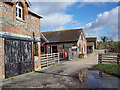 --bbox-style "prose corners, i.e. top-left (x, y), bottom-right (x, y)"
top-left (0, 0), bottom-right (42, 79)
top-left (86, 37), bottom-right (97, 49)
top-left (41, 29), bottom-right (87, 59)
top-left (87, 42), bottom-right (94, 54)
